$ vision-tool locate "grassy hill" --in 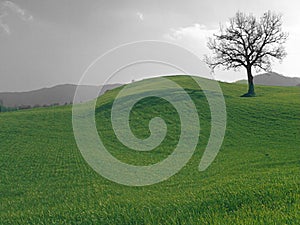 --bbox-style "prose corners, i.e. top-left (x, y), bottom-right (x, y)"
top-left (0, 76), bottom-right (299, 224)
